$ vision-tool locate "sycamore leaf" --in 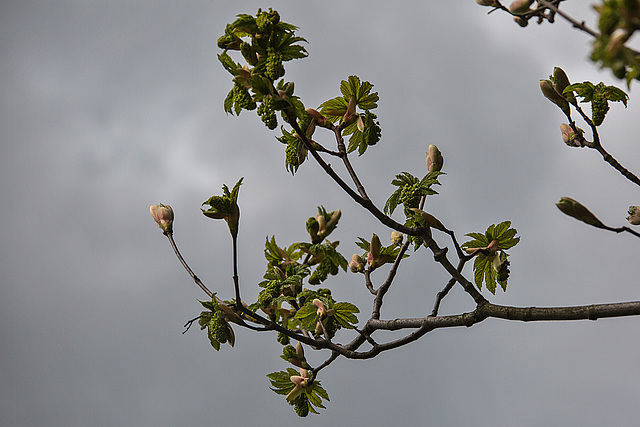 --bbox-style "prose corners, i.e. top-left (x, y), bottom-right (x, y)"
top-left (463, 221), bottom-right (519, 293)
top-left (333, 302), bottom-right (359, 329)
top-left (218, 52), bottom-right (240, 75)
top-left (602, 85), bottom-right (629, 107)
